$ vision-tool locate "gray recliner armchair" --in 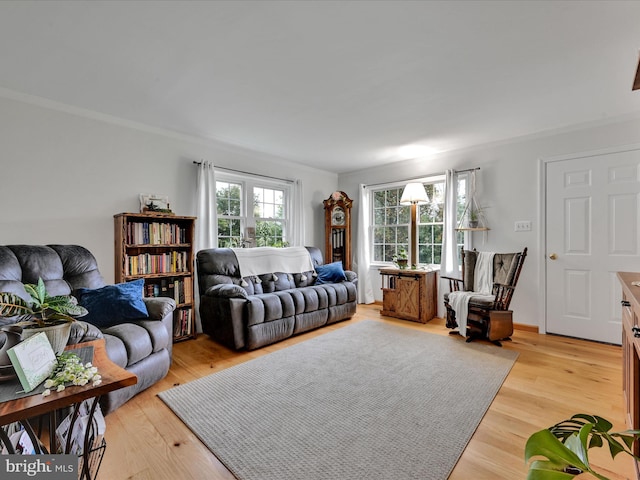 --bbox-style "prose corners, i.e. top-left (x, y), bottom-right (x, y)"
top-left (0, 244), bottom-right (175, 414)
